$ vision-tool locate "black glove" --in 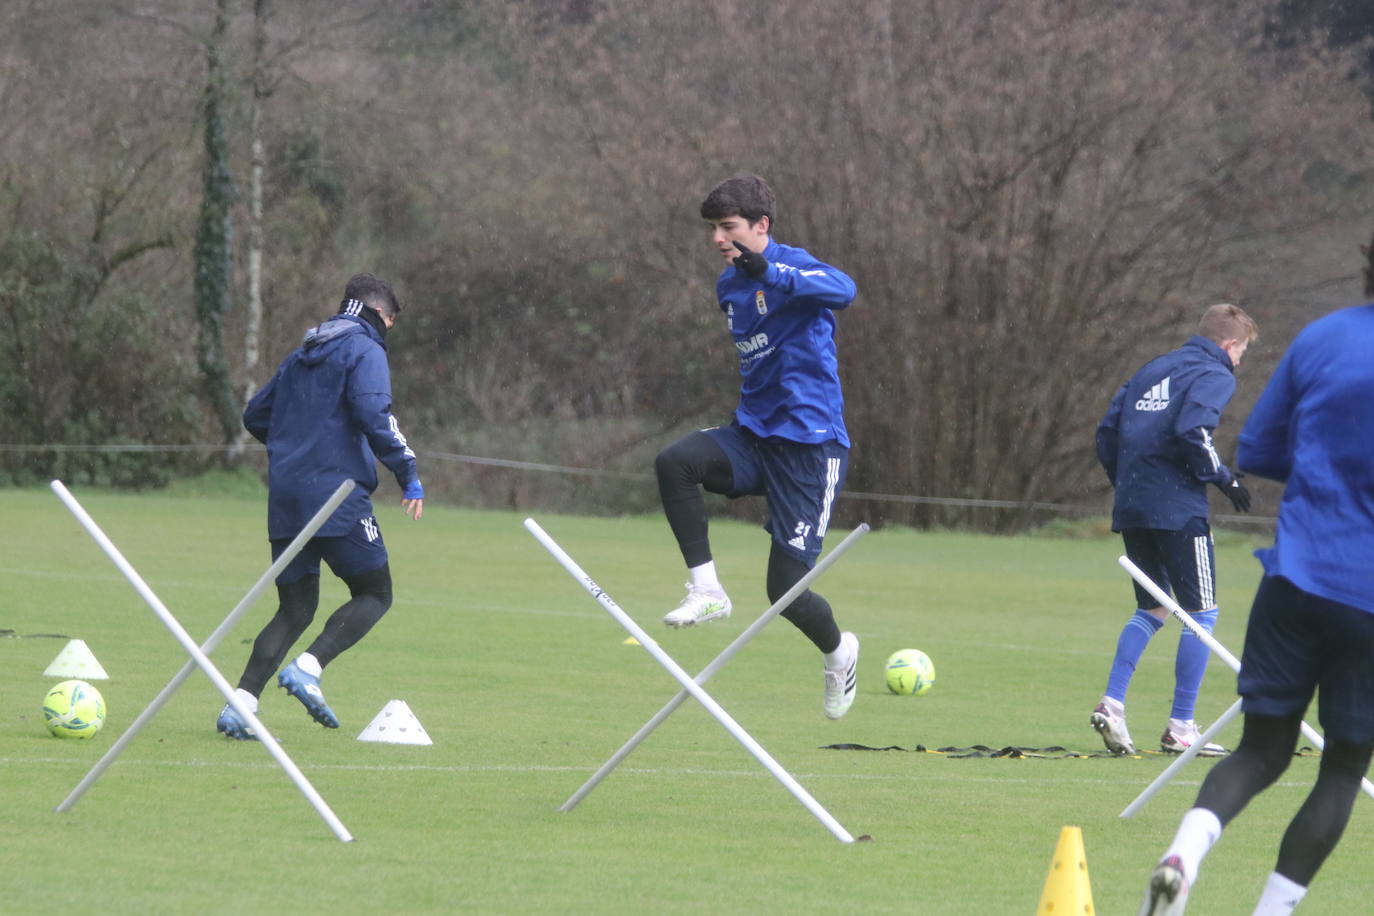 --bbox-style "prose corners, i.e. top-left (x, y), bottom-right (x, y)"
top-left (1219, 473), bottom-right (1251, 512)
top-left (732, 240), bottom-right (769, 279)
